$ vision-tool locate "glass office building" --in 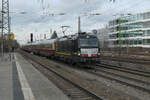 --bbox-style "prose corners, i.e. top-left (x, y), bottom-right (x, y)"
top-left (108, 11), bottom-right (150, 48)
